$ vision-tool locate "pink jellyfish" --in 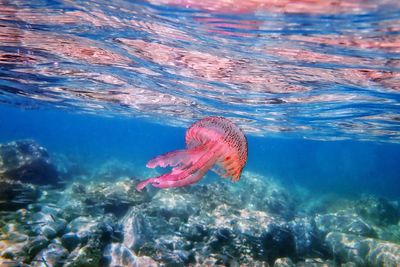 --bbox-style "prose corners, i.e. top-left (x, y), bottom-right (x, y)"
top-left (136, 116), bottom-right (248, 191)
